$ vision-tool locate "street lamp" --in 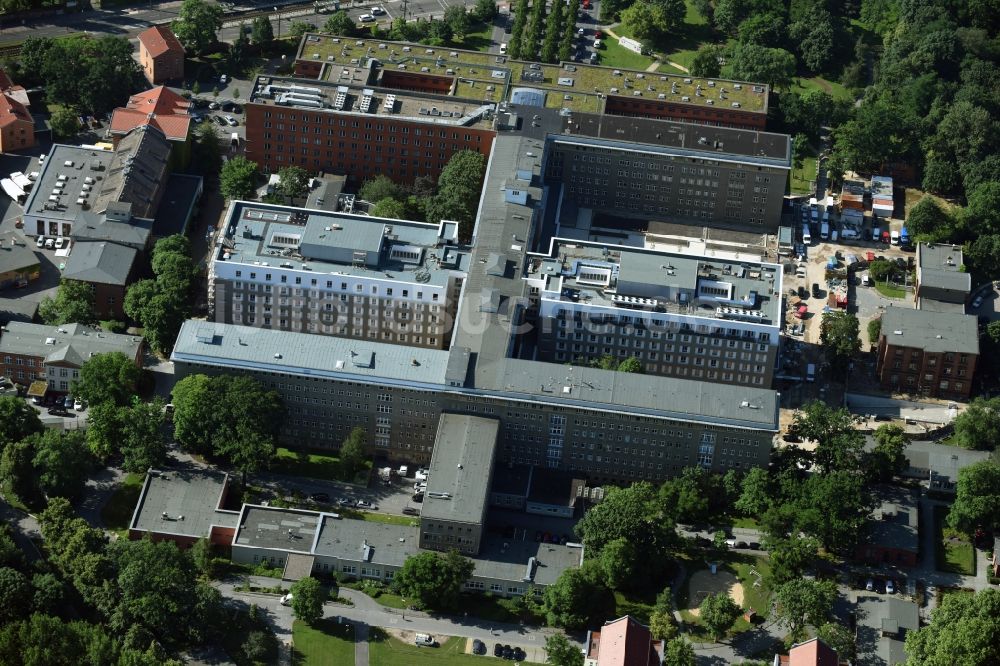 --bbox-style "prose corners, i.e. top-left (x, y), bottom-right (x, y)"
top-left (274, 7), bottom-right (281, 40)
